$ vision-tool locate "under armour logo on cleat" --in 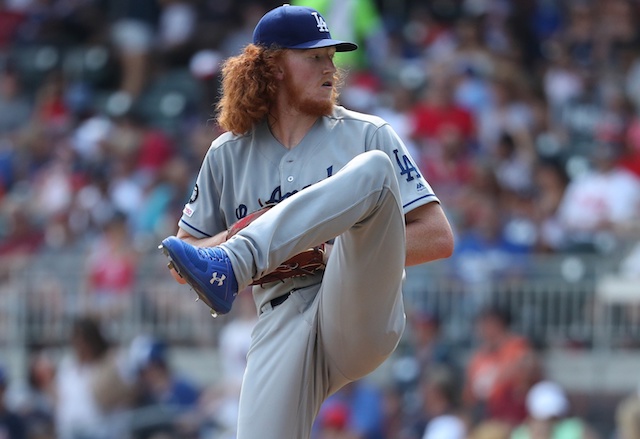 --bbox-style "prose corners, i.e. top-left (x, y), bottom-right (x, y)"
top-left (210, 272), bottom-right (226, 286)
